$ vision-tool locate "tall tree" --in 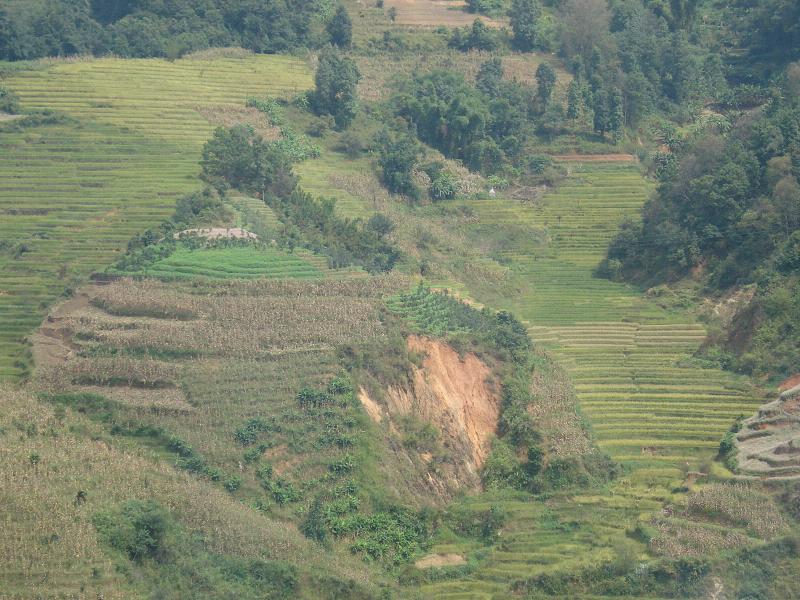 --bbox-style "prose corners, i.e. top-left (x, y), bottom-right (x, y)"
top-left (476, 58), bottom-right (503, 97)
top-left (312, 49), bottom-right (360, 129)
top-left (535, 62), bottom-right (556, 107)
top-left (608, 88), bottom-right (624, 141)
top-left (326, 4), bottom-right (352, 49)
top-left (566, 80), bottom-right (581, 120)
top-left (508, 0), bottom-right (541, 51)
